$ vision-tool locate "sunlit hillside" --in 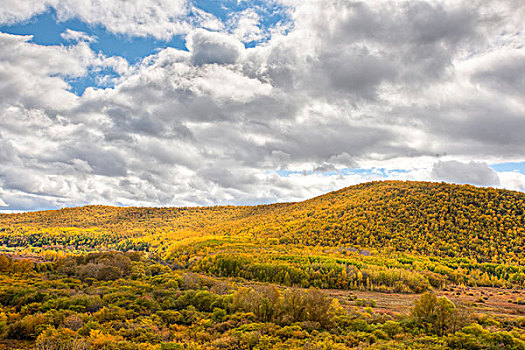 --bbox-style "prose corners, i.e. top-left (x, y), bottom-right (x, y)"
top-left (2, 181), bottom-right (525, 262)
top-left (1, 181), bottom-right (525, 349)
top-left (2, 181), bottom-right (525, 293)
